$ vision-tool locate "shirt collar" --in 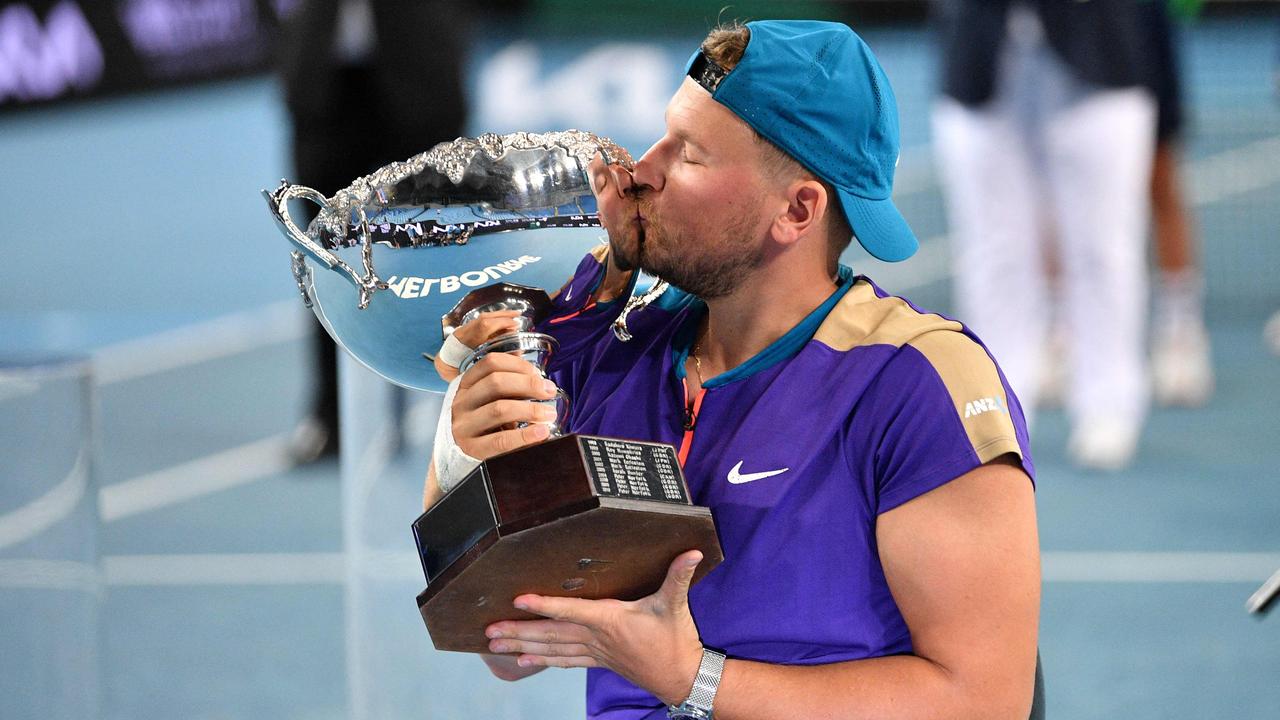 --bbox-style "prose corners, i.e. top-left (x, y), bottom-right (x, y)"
top-left (672, 264), bottom-right (856, 386)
